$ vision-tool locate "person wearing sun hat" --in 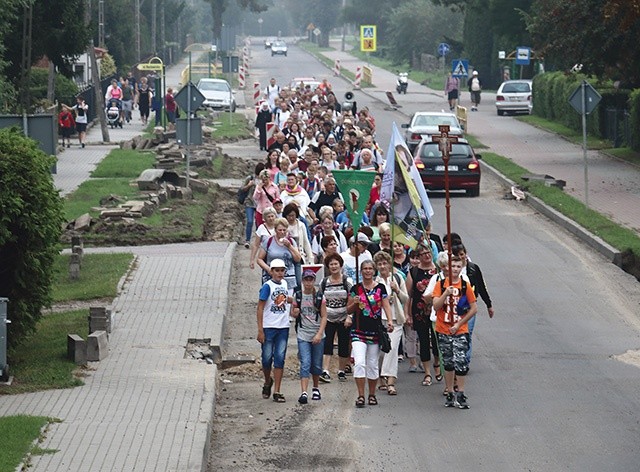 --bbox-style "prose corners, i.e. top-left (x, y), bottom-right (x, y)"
top-left (291, 268), bottom-right (327, 404)
top-left (257, 258), bottom-right (294, 403)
